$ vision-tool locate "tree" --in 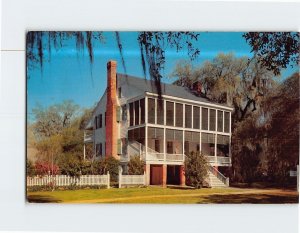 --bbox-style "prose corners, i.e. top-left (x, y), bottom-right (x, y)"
top-left (171, 53), bottom-right (276, 122)
top-left (243, 32), bottom-right (299, 75)
top-left (127, 155), bottom-right (145, 175)
top-left (32, 100), bottom-right (79, 139)
top-left (184, 152), bottom-right (208, 189)
top-left (26, 159), bottom-right (35, 176)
